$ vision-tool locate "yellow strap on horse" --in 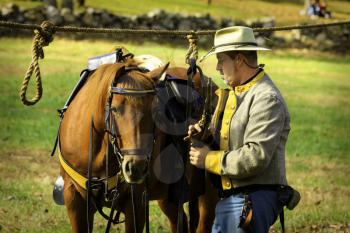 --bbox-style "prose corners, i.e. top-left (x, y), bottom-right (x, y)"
top-left (58, 152), bottom-right (118, 190)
